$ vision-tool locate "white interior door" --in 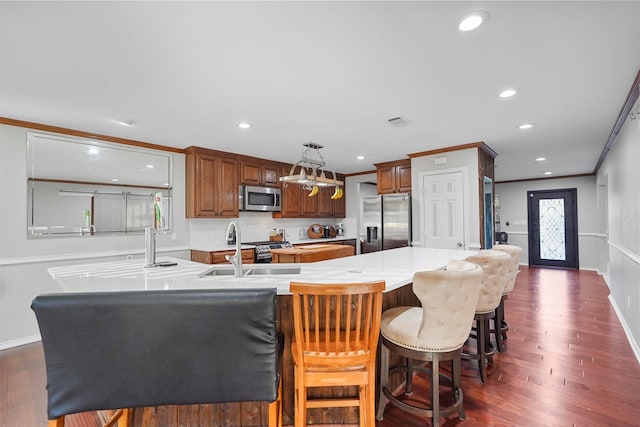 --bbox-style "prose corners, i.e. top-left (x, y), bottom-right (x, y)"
top-left (422, 171), bottom-right (465, 249)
